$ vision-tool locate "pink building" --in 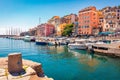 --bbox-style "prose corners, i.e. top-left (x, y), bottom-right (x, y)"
top-left (37, 23), bottom-right (55, 37)
top-left (116, 7), bottom-right (120, 27)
